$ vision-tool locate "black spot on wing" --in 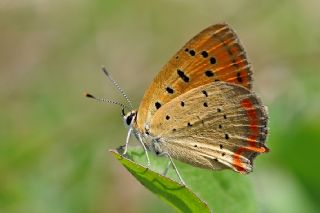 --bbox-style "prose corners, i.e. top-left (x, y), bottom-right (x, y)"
top-left (166, 87), bottom-right (174, 94)
top-left (155, 102), bottom-right (161, 109)
top-left (210, 57), bottom-right (216, 64)
top-left (205, 70), bottom-right (214, 77)
top-left (225, 134), bottom-right (229, 140)
top-left (177, 69), bottom-right (189, 82)
top-left (189, 50), bottom-right (196, 56)
top-left (201, 51), bottom-right (208, 58)
top-left (202, 90), bottom-right (208, 97)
